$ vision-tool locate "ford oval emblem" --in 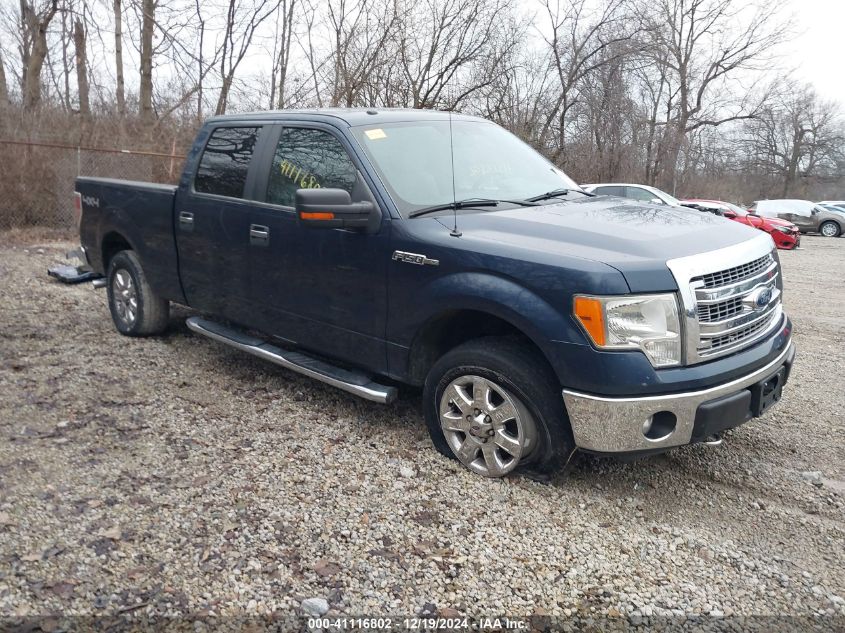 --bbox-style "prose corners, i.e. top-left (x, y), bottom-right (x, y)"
top-left (744, 286), bottom-right (773, 311)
